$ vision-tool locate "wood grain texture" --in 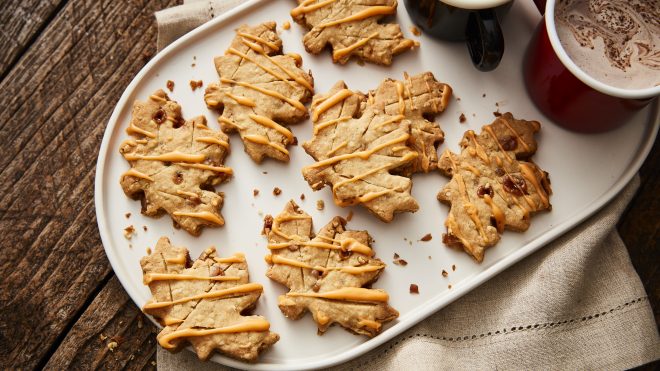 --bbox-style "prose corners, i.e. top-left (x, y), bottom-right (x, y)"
top-left (0, 0), bottom-right (176, 368)
top-left (0, 0), bottom-right (66, 78)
